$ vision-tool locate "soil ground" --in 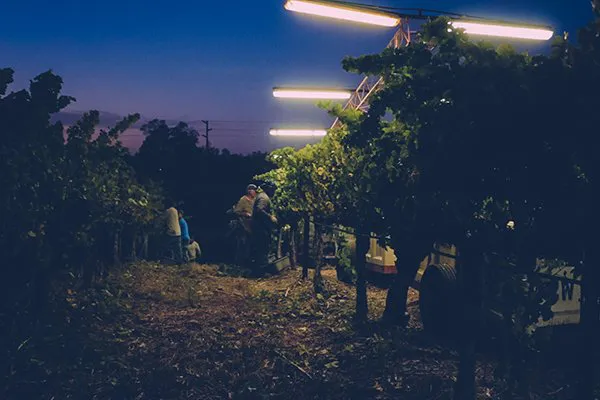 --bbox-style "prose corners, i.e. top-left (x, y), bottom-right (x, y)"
top-left (1, 262), bottom-right (590, 399)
